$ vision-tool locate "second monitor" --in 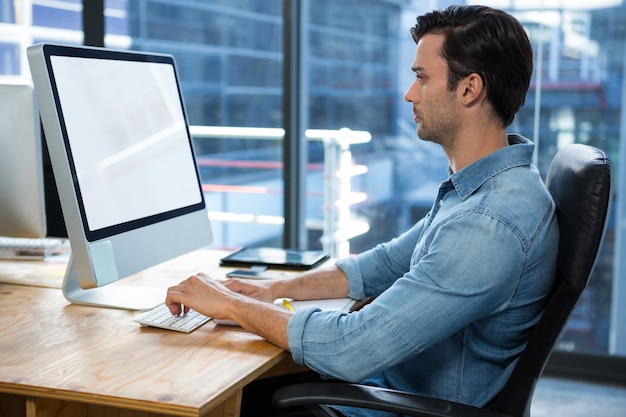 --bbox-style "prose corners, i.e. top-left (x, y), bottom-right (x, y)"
top-left (0, 83), bottom-right (47, 239)
top-left (28, 43), bottom-right (213, 310)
